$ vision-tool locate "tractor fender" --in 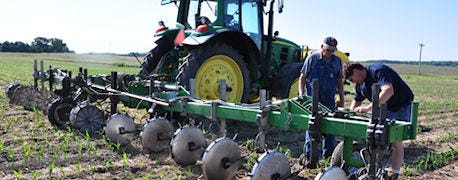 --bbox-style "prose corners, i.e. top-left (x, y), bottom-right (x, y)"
top-left (184, 29), bottom-right (261, 66)
top-left (155, 28), bottom-right (181, 45)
